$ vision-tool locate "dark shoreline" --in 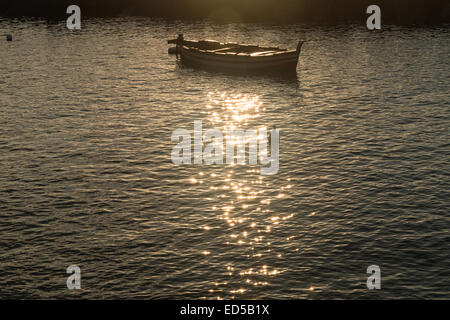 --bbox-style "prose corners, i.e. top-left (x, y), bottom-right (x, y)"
top-left (1, 0), bottom-right (450, 25)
